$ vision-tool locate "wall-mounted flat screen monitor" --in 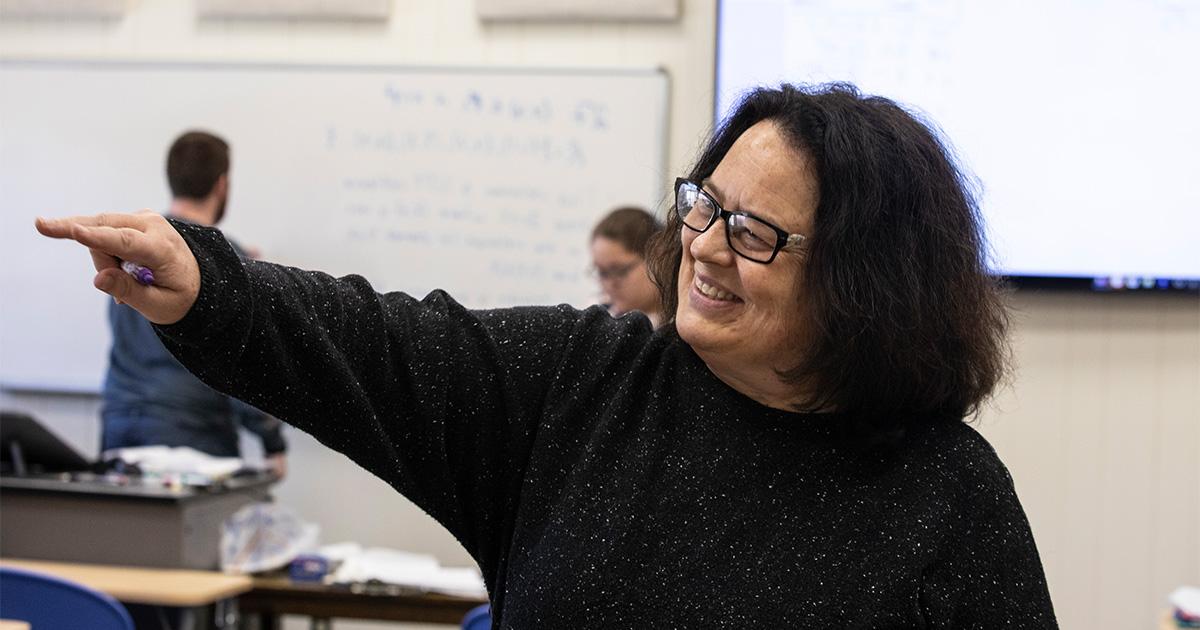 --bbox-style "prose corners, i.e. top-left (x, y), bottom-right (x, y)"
top-left (717, 0), bottom-right (1199, 292)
